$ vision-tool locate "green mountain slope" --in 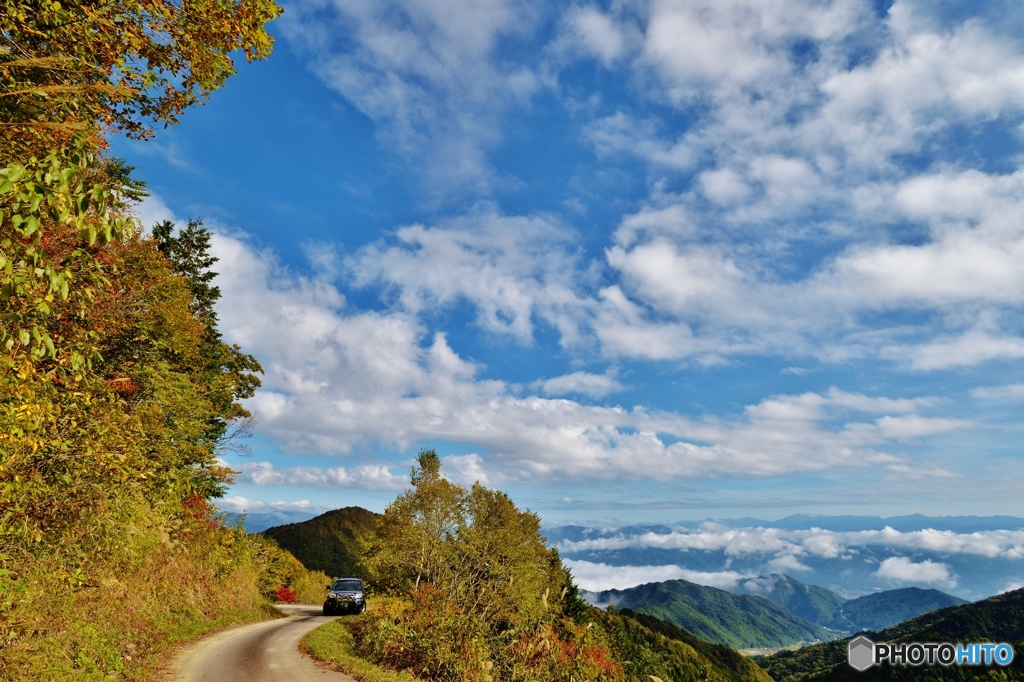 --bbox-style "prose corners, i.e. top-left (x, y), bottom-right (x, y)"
top-left (592, 608), bottom-right (774, 682)
top-left (760, 587), bottom-right (1024, 681)
top-left (587, 579), bottom-right (832, 648)
top-left (840, 587), bottom-right (968, 631)
top-left (261, 506), bottom-right (379, 578)
top-left (734, 575), bottom-right (966, 632)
